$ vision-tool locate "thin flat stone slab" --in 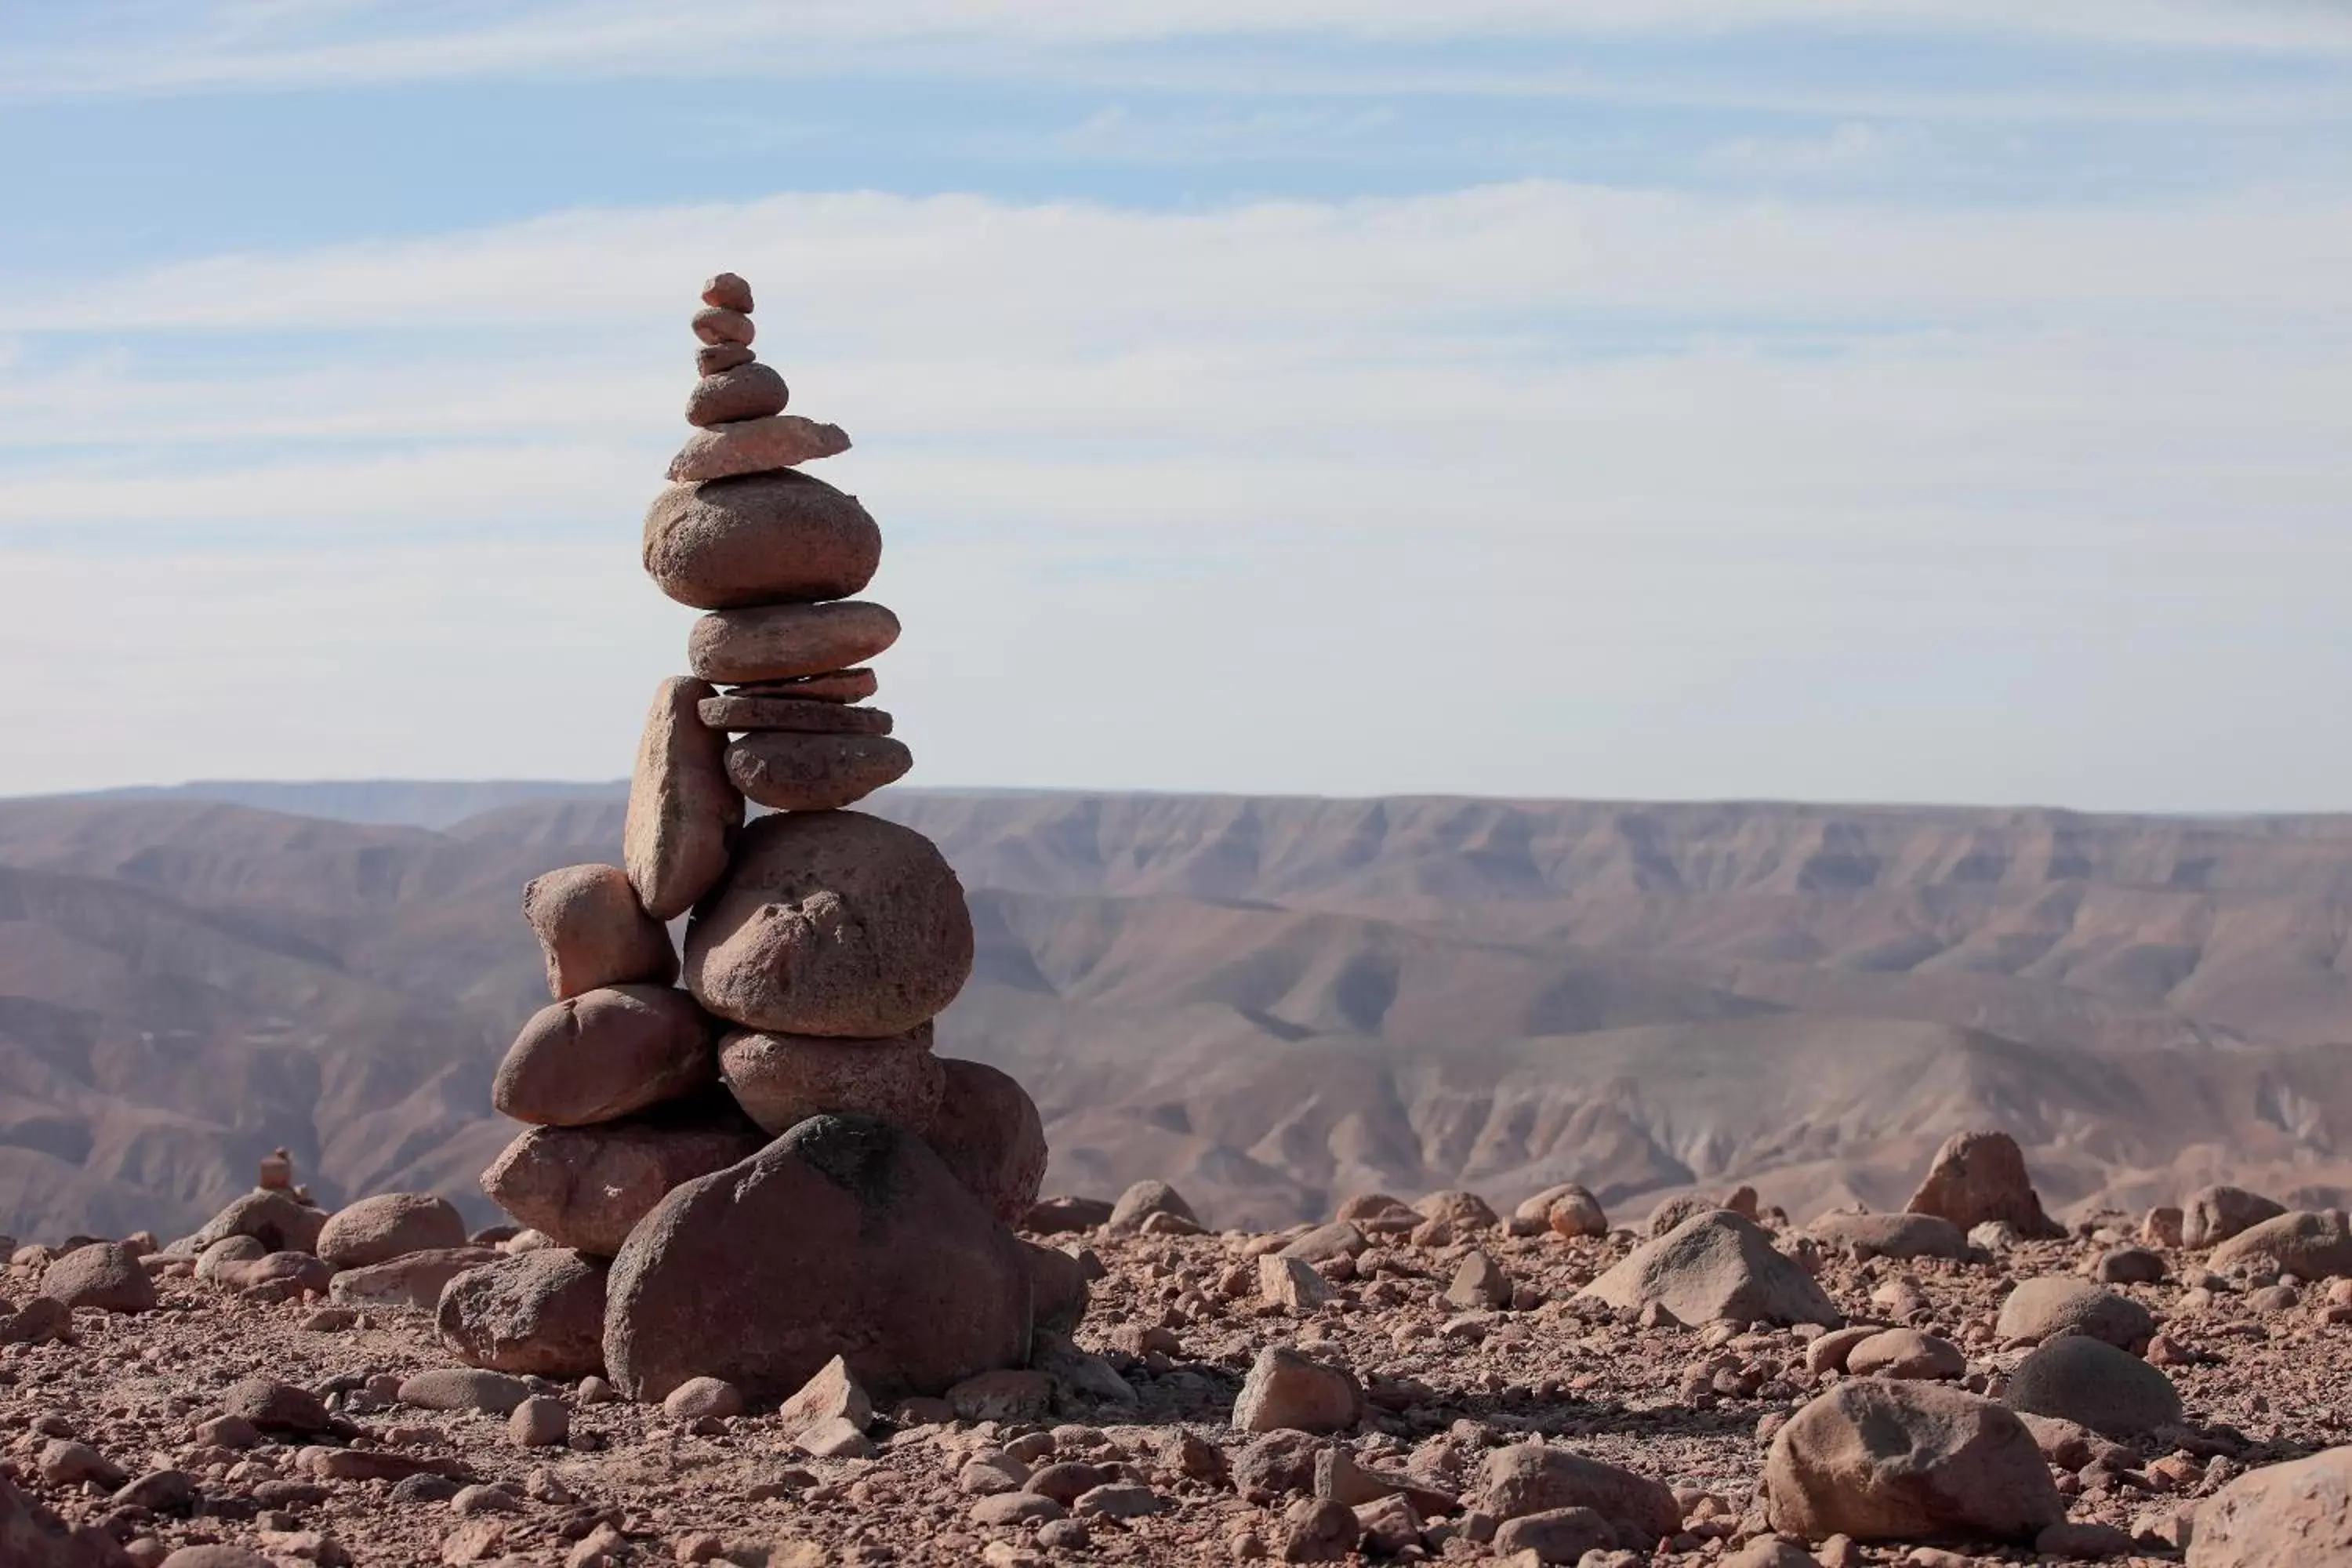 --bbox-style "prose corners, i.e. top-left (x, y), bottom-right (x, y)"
top-left (699, 696), bottom-right (892, 735)
top-left (724, 731), bottom-right (911, 811)
top-left (689, 599), bottom-right (899, 685)
top-left (642, 471), bottom-right (880, 610)
top-left (667, 415), bottom-right (851, 483)
top-left (623, 676), bottom-right (742, 920)
top-left (728, 668), bottom-right (878, 704)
